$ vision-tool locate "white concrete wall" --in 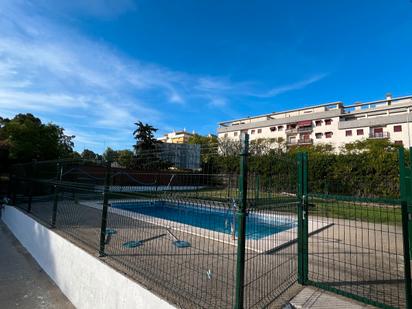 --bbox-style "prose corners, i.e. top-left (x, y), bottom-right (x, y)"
top-left (1, 206), bottom-right (175, 309)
